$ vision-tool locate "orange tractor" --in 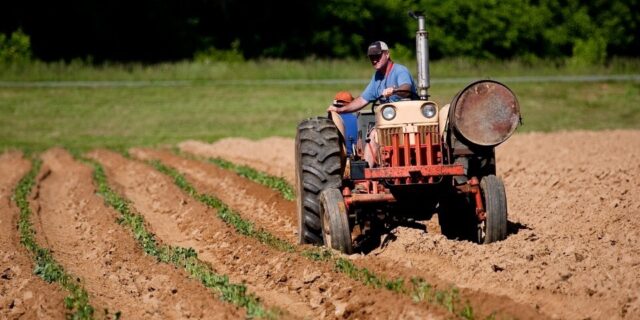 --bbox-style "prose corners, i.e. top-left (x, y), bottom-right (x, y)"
top-left (295, 12), bottom-right (521, 253)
